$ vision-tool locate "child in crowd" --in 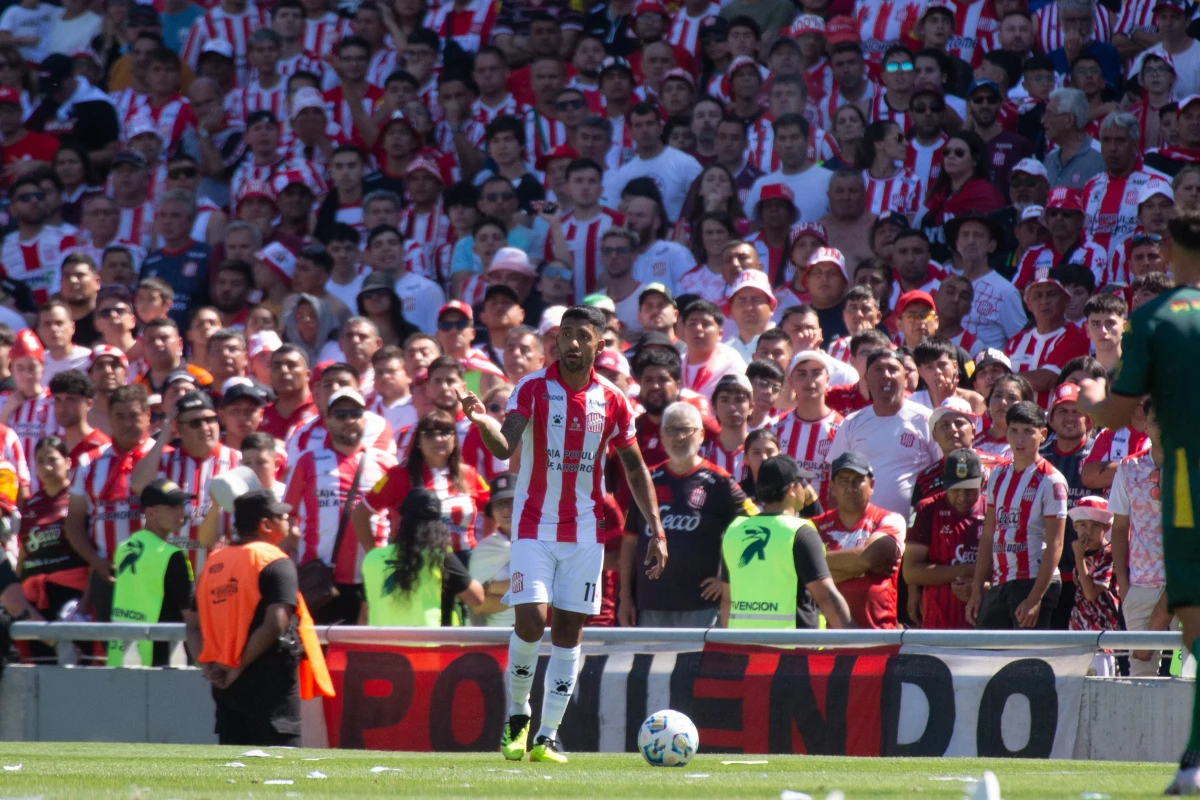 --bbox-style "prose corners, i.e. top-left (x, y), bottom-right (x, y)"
top-left (1068, 497), bottom-right (1121, 676)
